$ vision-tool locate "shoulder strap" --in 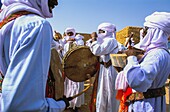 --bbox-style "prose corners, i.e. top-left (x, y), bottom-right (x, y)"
top-left (0, 11), bottom-right (34, 29)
